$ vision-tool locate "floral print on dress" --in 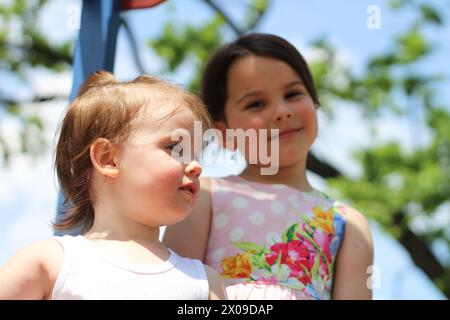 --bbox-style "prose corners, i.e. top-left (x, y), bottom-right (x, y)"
top-left (219, 204), bottom-right (346, 298)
